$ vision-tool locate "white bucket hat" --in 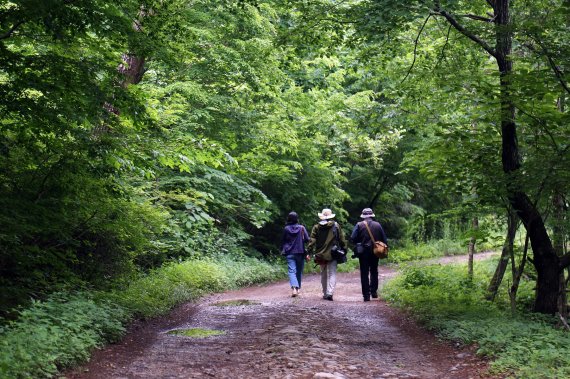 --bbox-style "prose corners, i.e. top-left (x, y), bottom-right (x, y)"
top-left (318, 208), bottom-right (336, 220)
